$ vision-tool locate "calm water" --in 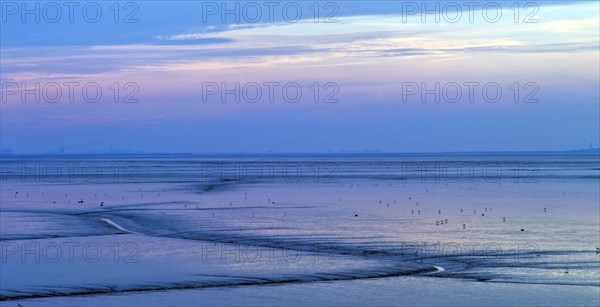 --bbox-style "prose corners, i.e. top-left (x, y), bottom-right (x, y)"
top-left (1, 154), bottom-right (599, 305)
